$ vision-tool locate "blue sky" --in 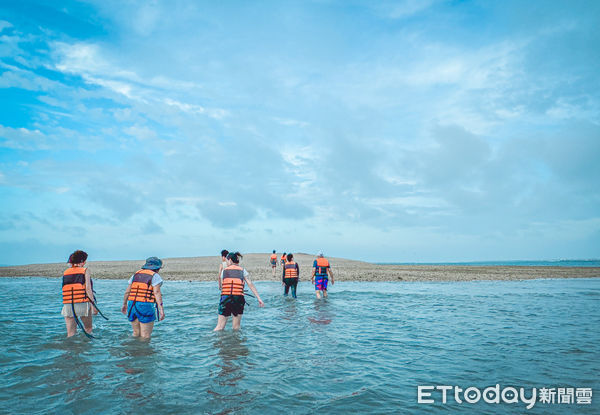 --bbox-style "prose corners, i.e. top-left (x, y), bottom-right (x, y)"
top-left (0, 0), bottom-right (599, 265)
